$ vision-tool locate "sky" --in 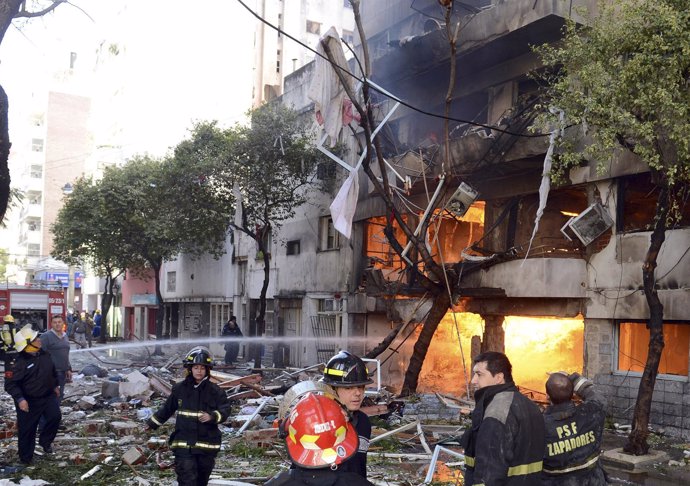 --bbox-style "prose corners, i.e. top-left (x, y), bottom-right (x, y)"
top-left (0, 0), bottom-right (259, 159)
